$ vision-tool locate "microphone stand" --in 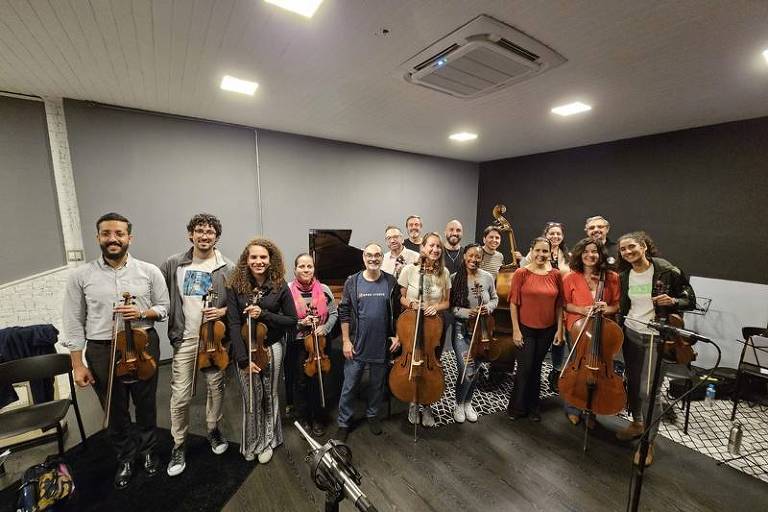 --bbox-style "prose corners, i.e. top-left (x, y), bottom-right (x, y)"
top-left (294, 421), bottom-right (378, 512)
top-left (626, 329), bottom-right (665, 512)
